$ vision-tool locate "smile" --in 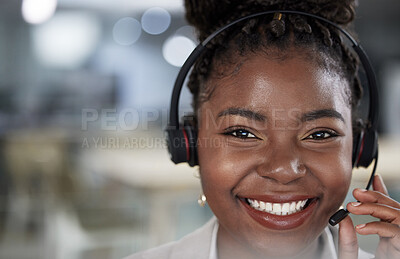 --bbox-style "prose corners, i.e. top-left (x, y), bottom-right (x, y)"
top-left (239, 196), bottom-right (318, 230)
top-left (246, 198), bottom-right (309, 215)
